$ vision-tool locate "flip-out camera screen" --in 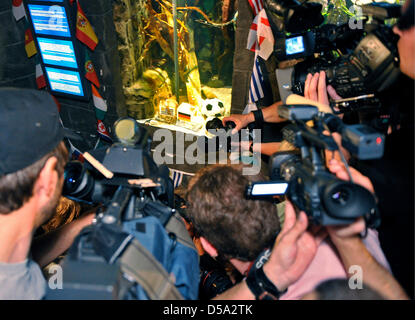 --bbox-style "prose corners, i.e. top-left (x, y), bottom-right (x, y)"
top-left (45, 67), bottom-right (84, 97)
top-left (28, 4), bottom-right (70, 37)
top-left (250, 182), bottom-right (288, 196)
top-left (286, 36), bottom-right (305, 55)
top-left (37, 37), bottom-right (78, 69)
